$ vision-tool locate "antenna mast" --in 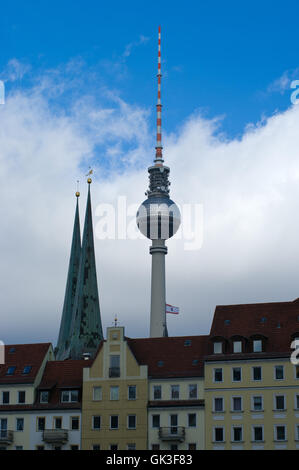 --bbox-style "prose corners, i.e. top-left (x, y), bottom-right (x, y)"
top-left (155, 26), bottom-right (163, 166)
